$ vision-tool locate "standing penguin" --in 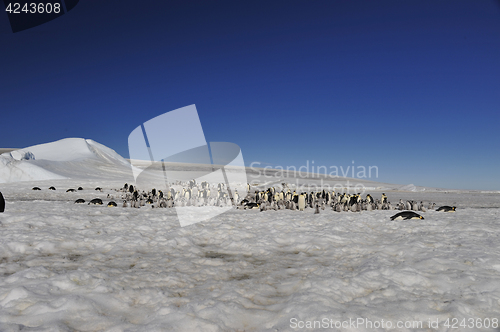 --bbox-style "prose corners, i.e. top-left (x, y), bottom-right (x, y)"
top-left (298, 194), bottom-right (306, 211)
top-left (0, 191), bottom-right (5, 212)
top-left (381, 193), bottom-right (388, 204)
